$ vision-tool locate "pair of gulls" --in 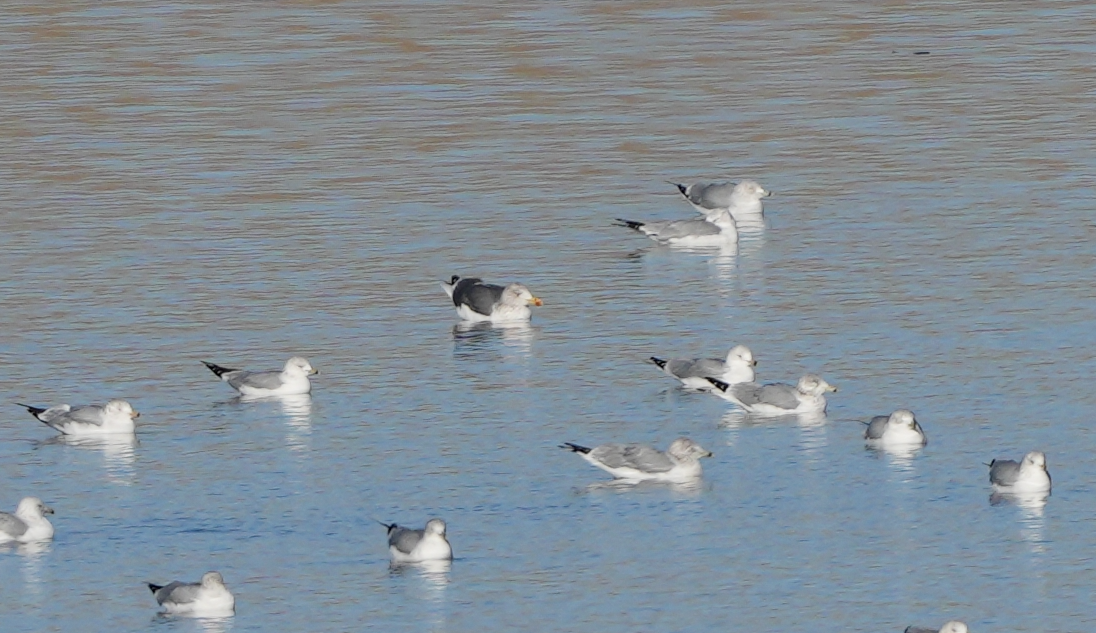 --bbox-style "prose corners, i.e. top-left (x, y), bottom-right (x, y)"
top-left (144, 519), bottom-right (454, 618)
top-left (616, 179), bottom-right (771, 246)
top-left (14, 357), bottom-right (319, 438)
top-left (651, 344), bottom-right (838, 416)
